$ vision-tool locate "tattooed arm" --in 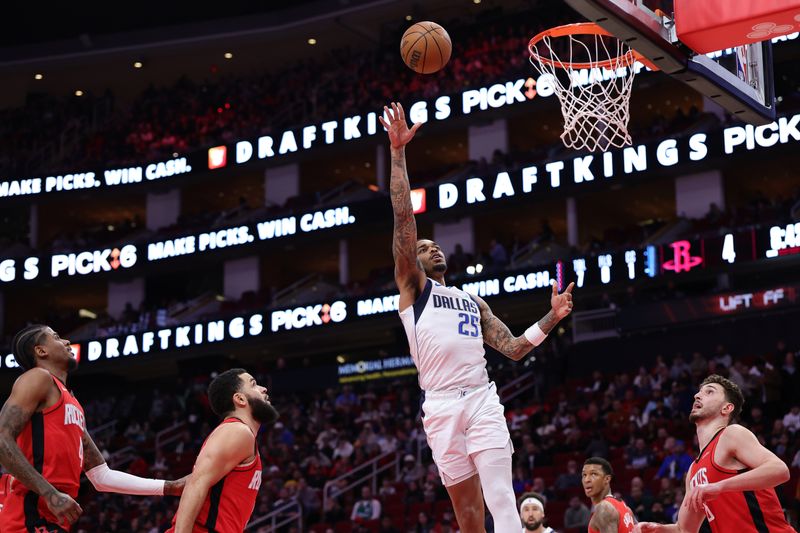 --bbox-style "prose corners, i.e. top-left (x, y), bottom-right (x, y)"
top-left (589, 501), bottom-right (620, 533)
top-left (378, 102), bottom-right (425, 310)
top-left (0, 368), bottom-right (83, 524)
top-left (474, 281), bottom-right (575, 361)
